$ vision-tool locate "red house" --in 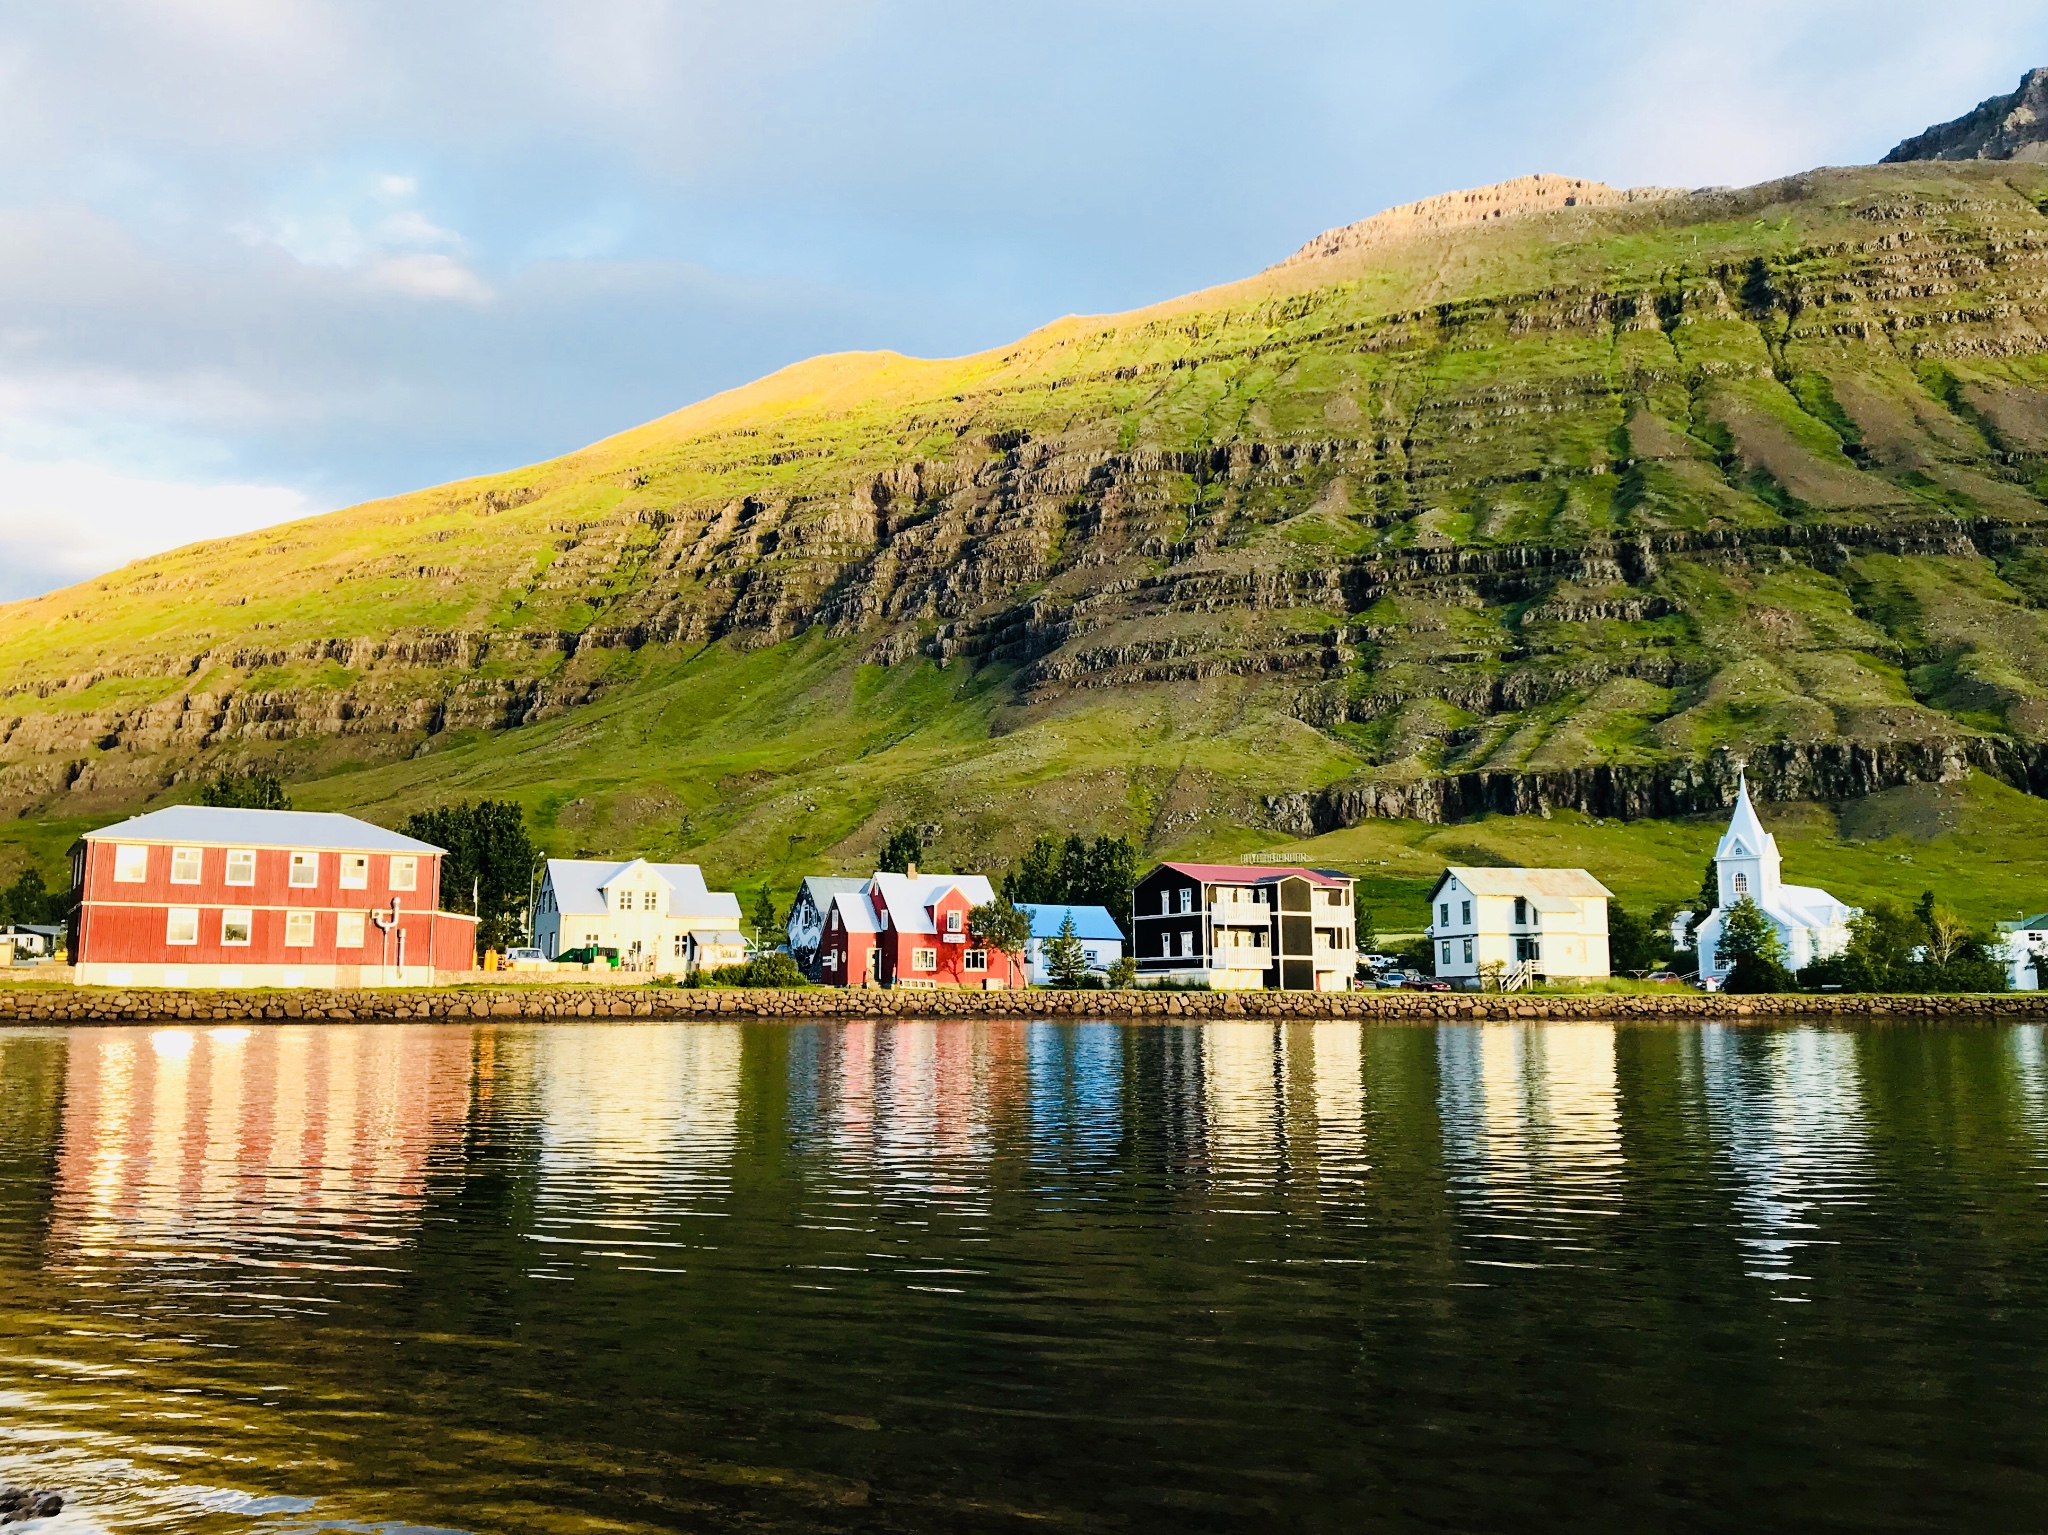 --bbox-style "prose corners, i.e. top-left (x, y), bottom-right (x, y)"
top-left (818, 868), bottom-right (1024, 989)
top-left (70, 806), bottom-right (478, 989)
